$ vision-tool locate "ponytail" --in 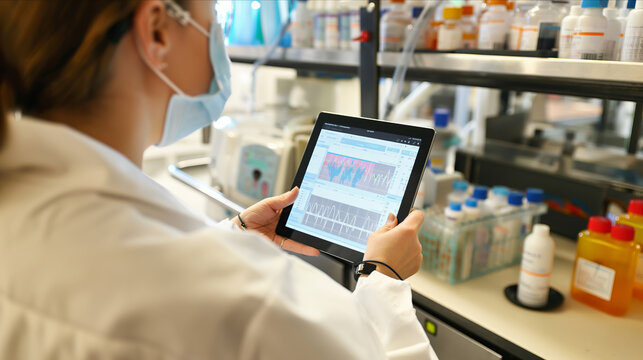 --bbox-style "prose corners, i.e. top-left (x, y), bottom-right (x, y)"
top-left (0, 52), bottom-right (9, 150)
